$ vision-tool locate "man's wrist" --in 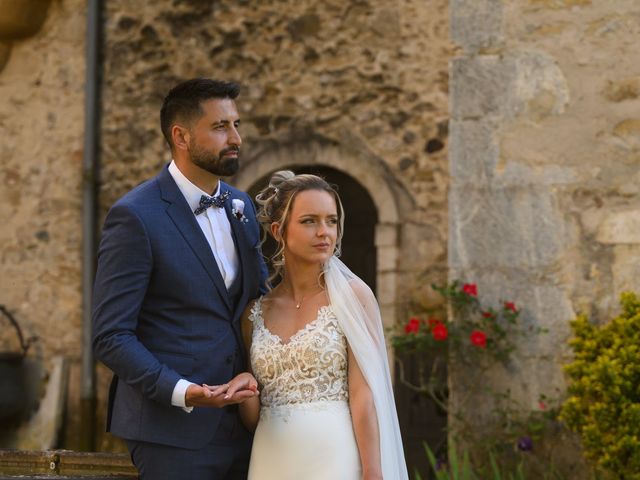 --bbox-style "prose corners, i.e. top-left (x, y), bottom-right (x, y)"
top-left (172, 379), bottom-right (195, 412)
